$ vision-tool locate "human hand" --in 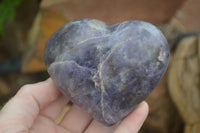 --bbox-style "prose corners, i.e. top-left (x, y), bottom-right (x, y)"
top-left (0, 78), bottom-right (148, 133)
